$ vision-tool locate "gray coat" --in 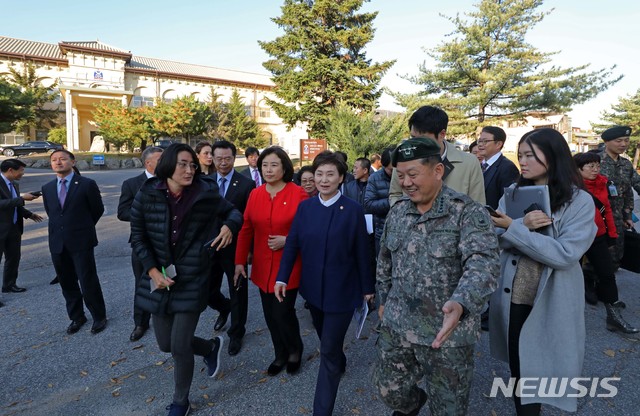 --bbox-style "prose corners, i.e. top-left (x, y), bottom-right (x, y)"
top-left (489, 187), bottom-right (596, 412)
